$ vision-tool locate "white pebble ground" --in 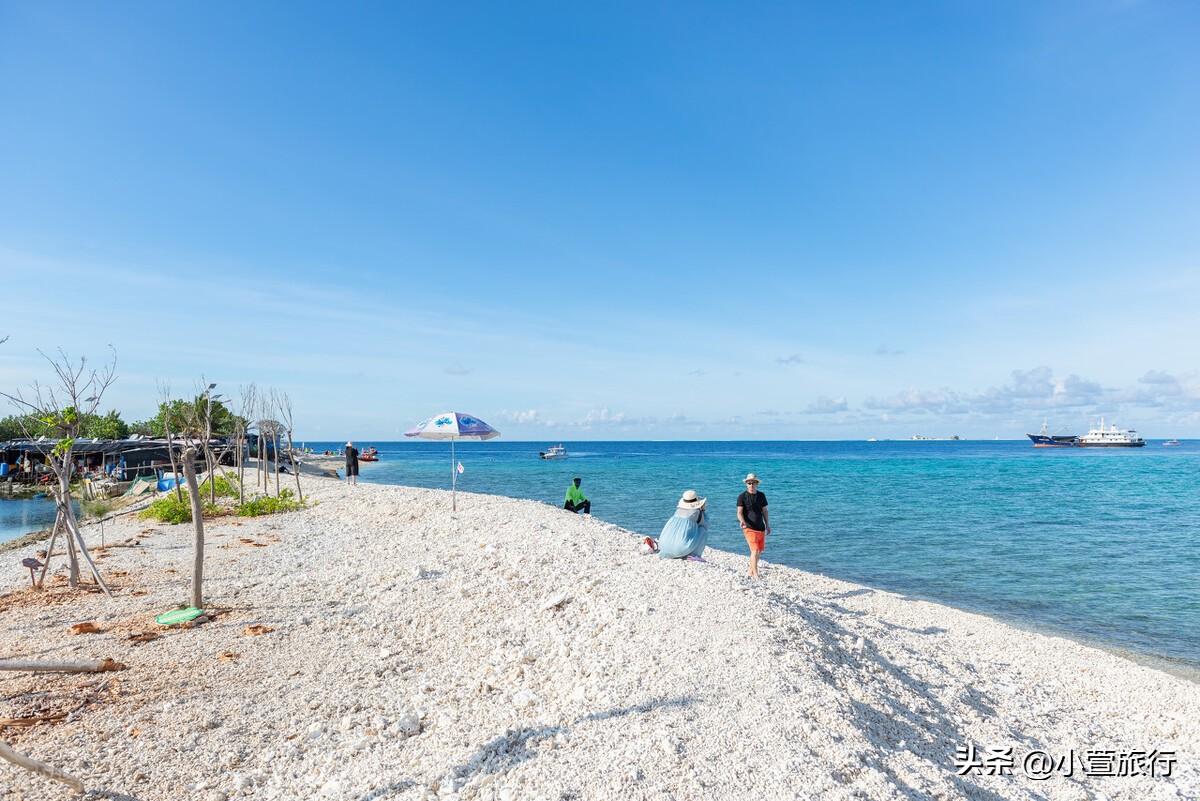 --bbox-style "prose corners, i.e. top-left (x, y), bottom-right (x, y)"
top-left (2, 476), bottom-right (1197, 800)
